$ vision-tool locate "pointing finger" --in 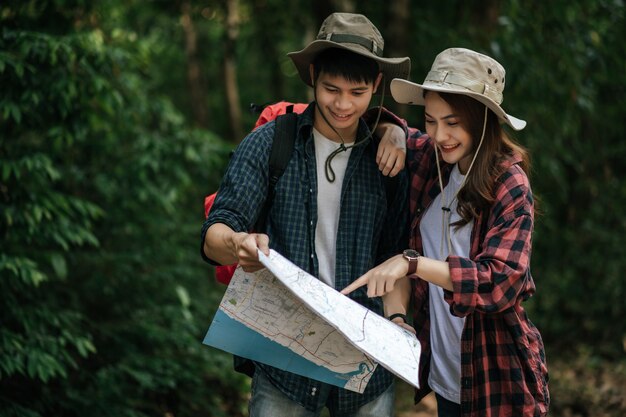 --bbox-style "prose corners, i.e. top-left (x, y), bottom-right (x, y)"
top-left (340, 274), bottom-right (368, 295)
